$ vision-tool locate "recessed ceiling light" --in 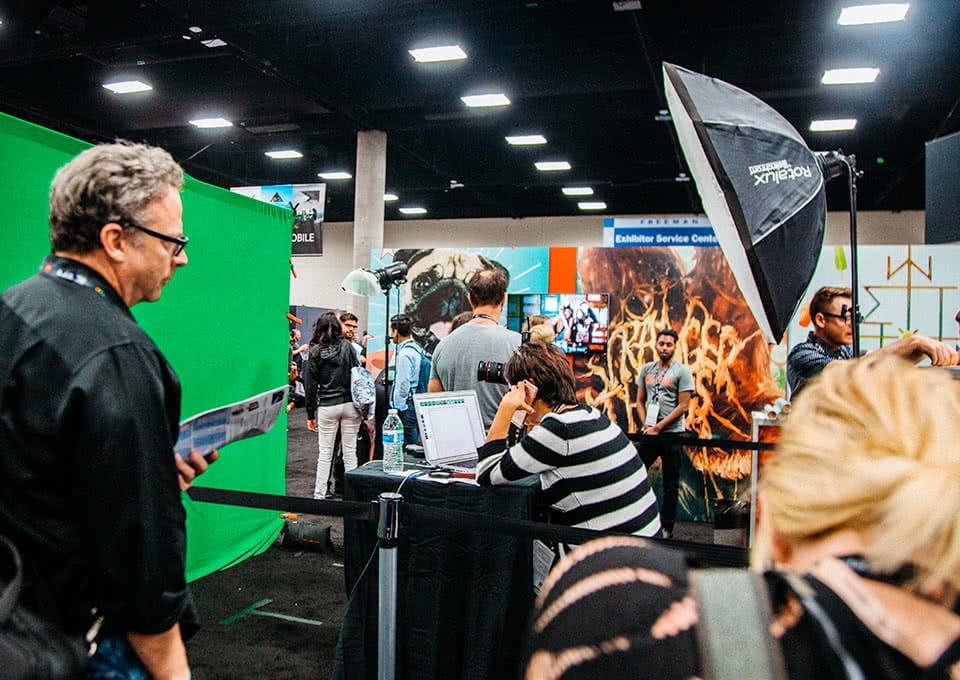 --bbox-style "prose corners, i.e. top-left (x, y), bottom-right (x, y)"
top-left (399, 207), bottom-right (428, 215)
top-left (578, 201), bottom-right (607, 210)
top-left (821, 67), bottom-right (880, 85)
top-left (409, 45), bottom-right (468, 63)
top-left (102, 80), bottom-right (153, 94)
top-left (461, 93), bottom-right (511, 108)
top-left (505, 134), bottom-right (547, 145)
top-left (384, 193), bottom-right (399, 202)
top-left (562, 186), bottom-right (594, 196)
top-left (188, 26), bottom-right (203, 33)
top-left (189, 117), bottom-right (233, 128)
top-left (809, 118), bottom-right (858, 132)
top-left (838, 3), bottom-right (909, 25)
top-left (264, 150), bottom-right (303, 159)
top-left (318, 171), bottom-right (352, 180)
top-left (535, 161), bottom-right (571, 171)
